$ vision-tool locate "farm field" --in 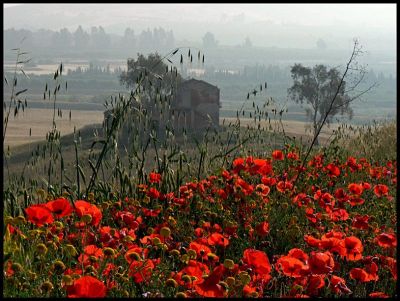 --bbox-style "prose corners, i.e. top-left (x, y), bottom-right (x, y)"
top-left (4, 108), bottom-right (105, 147)
top-left (4, 108), bottom-right (343, 149)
